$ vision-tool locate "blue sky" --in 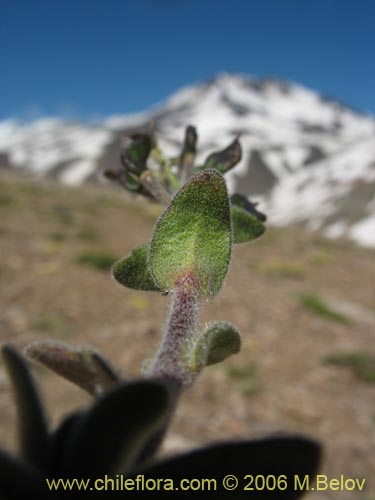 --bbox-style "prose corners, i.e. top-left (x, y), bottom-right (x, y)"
top-left (1, 0), bottom-right (374, 120)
